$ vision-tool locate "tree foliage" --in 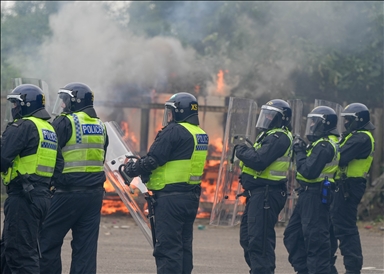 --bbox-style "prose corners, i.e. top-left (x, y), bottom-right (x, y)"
top-left (127, 1), bottom-right (383, 106)
top-left (1, 1), bottom-right (59, 92)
